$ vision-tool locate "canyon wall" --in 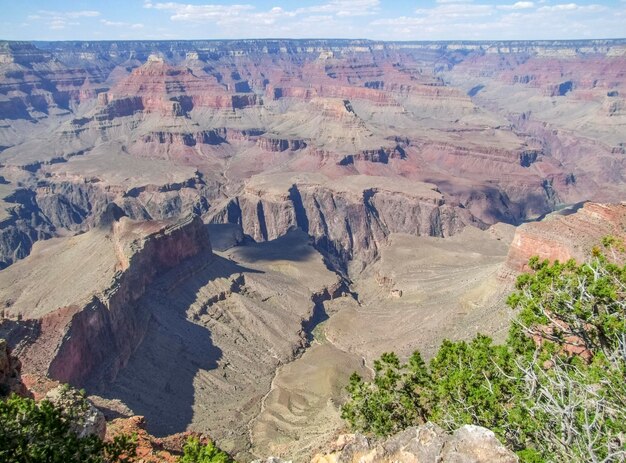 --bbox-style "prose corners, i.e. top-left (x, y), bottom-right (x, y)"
top-left (0, 214), bottom-right (211, 387)
top-left (504, 202), bottom-right (626, 275)
top-left (1, 38), bottom-right (625, 272)
top-left (211, 174), bottom-right (472, 272)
